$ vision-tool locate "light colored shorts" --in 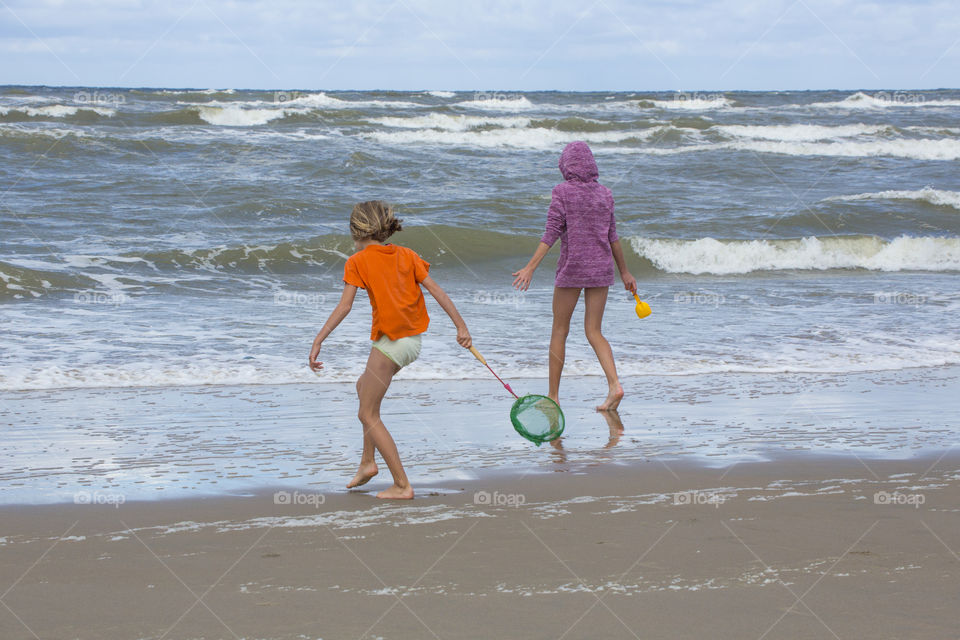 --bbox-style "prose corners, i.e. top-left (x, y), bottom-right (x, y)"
top-left (372, 334), bottom-right (422, 369)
